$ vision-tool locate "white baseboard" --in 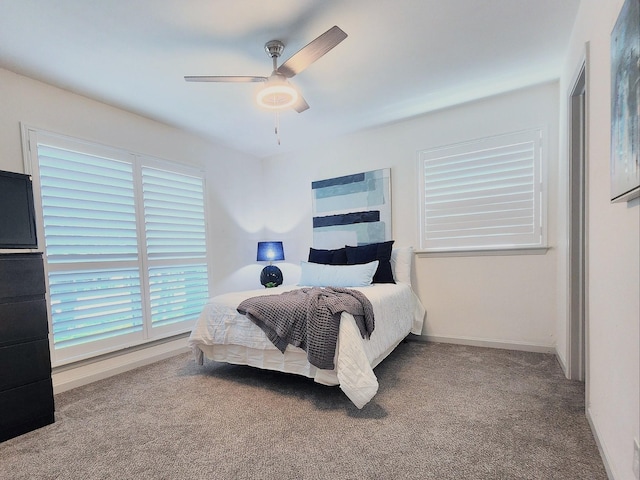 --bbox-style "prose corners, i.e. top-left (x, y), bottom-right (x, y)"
top-left (52, 337), bottom-right (190, 394)
top-left (586, 407), bottom-right (615, 480)
top-left (413, 334), bottom-right (555, 354)
top-left (555, 348), bottom-right (569, 377)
